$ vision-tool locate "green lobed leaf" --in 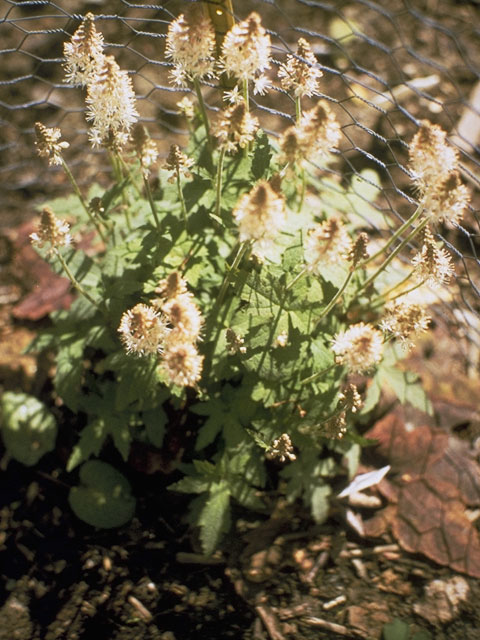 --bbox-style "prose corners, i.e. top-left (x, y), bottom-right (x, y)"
top-left (69, 460), bottom-right (136, 528)
top-left (67, 418), bottom-right (108, 471)
top-left (54, 336), bottom-right (87, 412)
top-left (377, 365), bottom-right (432, 415)
top-left (0, 392), bottom-right (58, 466)
top-left (198, 481), bottom-right (231, 556)
top-left (250, 131), bottom-right (273, 181)
top-left (142, 405), bottom-right (168, 448)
